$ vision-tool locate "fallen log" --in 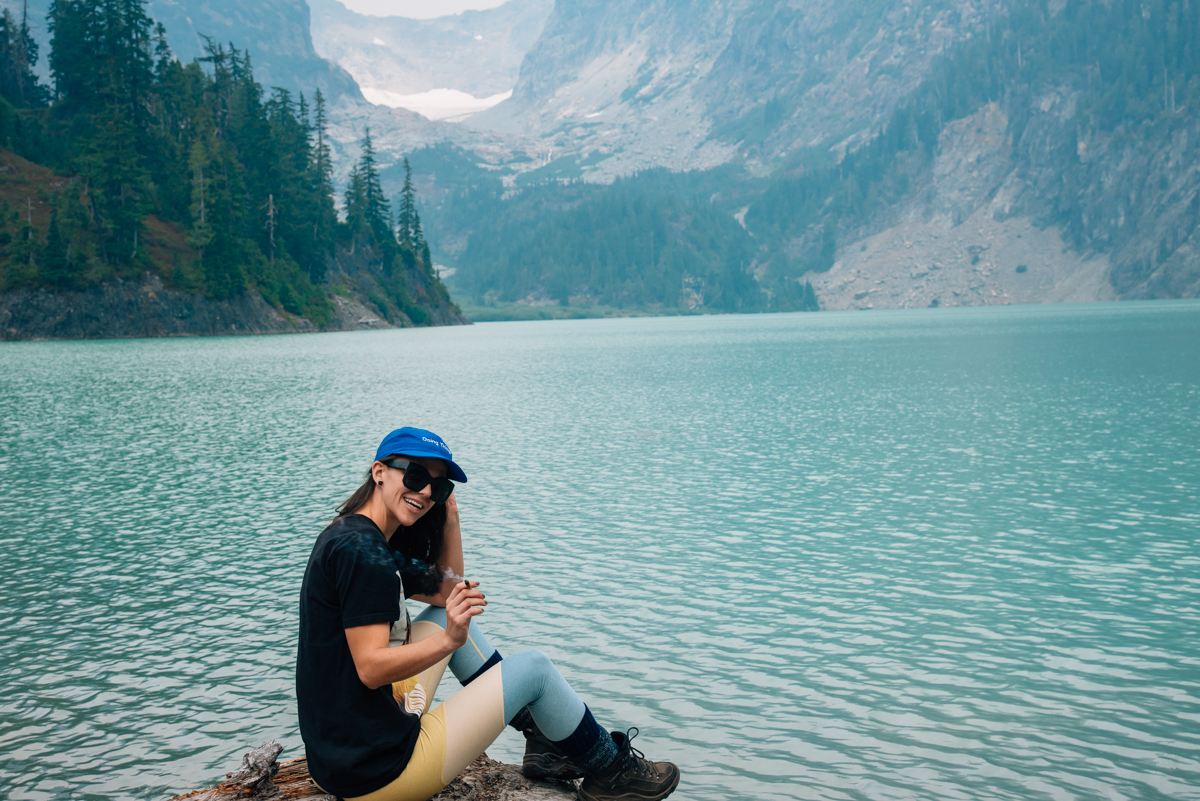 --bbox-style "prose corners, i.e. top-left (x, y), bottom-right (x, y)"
top-left (168, 741), bottom-right (579, 801)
